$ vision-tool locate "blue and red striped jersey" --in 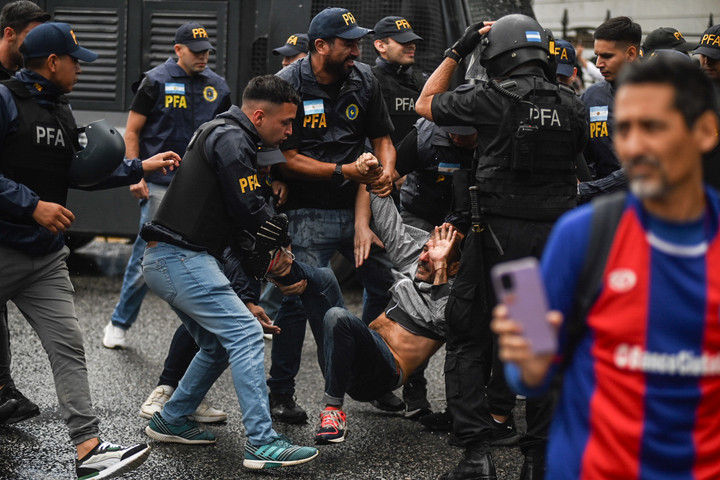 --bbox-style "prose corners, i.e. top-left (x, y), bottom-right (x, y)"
top-left (535, 189), bottom-right (720, 479)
